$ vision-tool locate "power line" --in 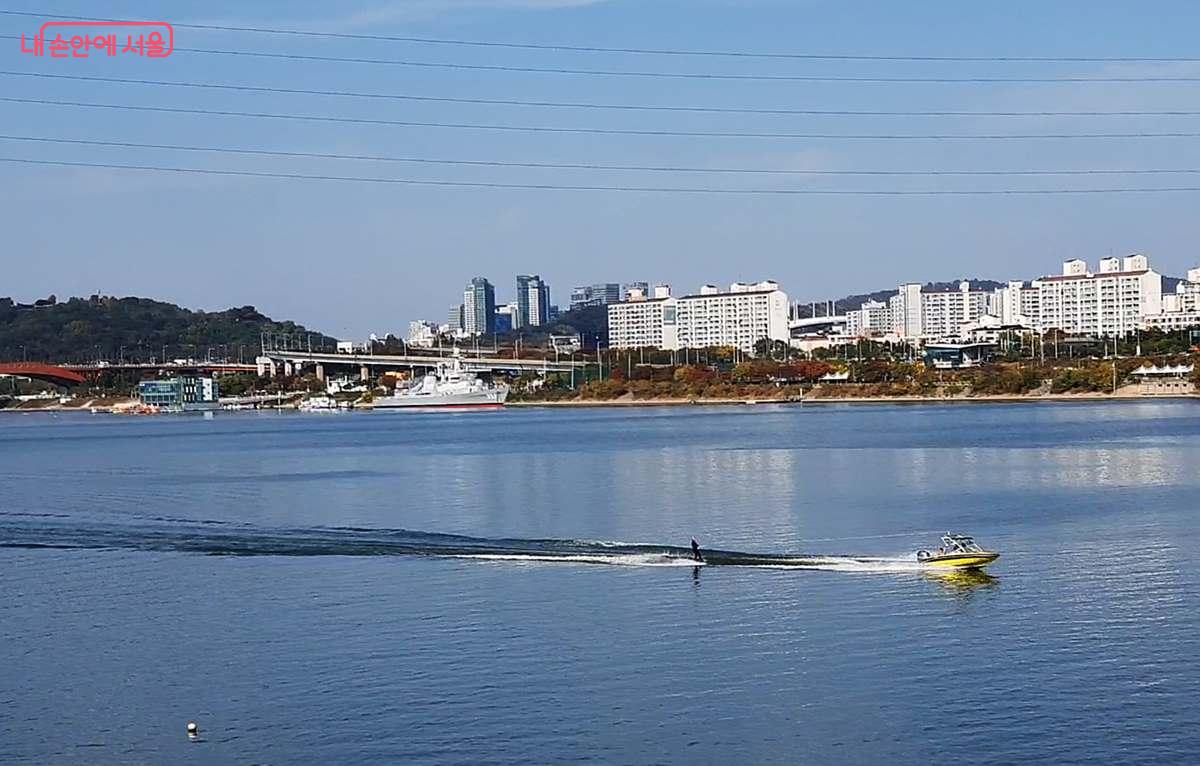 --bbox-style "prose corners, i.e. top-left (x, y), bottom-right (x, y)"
top-left (2, 9), bottom-right (1197, 63)
top-left (10, 96), bottom-right (1200, 140)
top-left (3, 32), bottom-right (1198, 84)
top-left (8, 134), bottom-right (1200, 177)
top-left (154, 47), bottom-right (1200, 84)
top-left (7, 156), bottom-right (1200, 194)
top-left (8, 70), bottom-right (1200, 118)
